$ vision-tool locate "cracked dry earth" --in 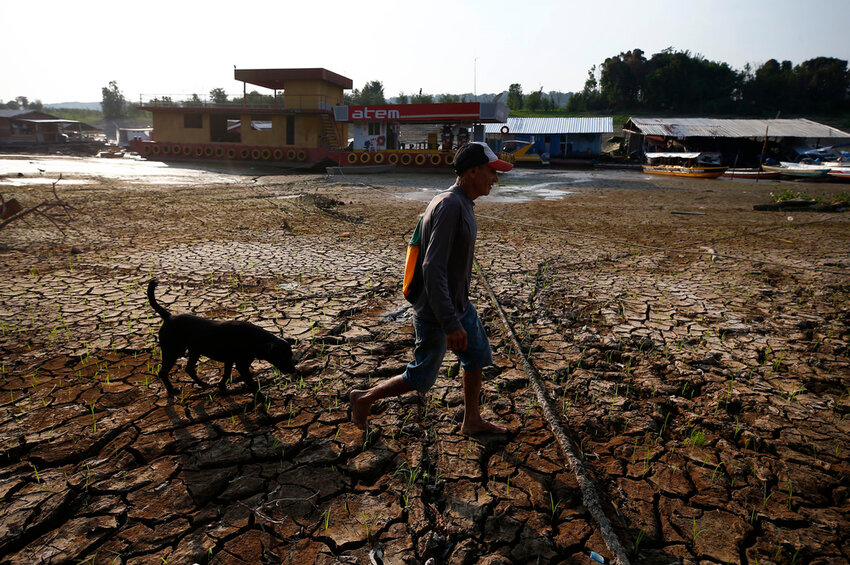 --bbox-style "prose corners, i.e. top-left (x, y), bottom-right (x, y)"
top-left (1, 156), bottom-right (848, 565)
